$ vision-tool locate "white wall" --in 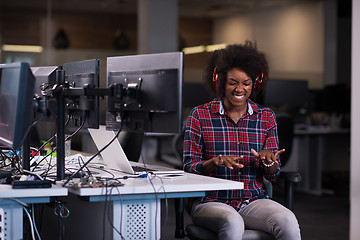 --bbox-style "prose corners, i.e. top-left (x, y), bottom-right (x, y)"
top-left (213, 2), bottom-right (324, 89)
top-left (350, 0), bottom-right (360, 239)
